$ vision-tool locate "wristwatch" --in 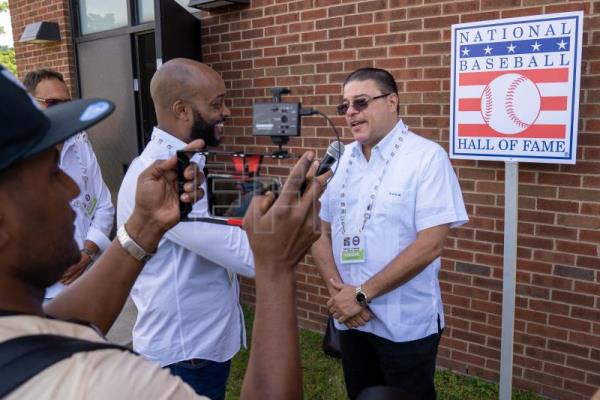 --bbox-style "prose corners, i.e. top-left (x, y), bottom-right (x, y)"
top-left (355, 286), bottom-right (370, 307)
top-left (116, 225), bottom-right (155, 263)
top-left (81, 247), bottom-right (97, 262)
